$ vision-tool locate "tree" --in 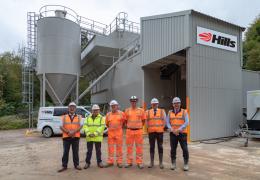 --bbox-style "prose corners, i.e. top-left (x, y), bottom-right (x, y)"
top-left (0, 52), bottom-right (24, 116)
top-left (243, 15), bottom-right (260, 70)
